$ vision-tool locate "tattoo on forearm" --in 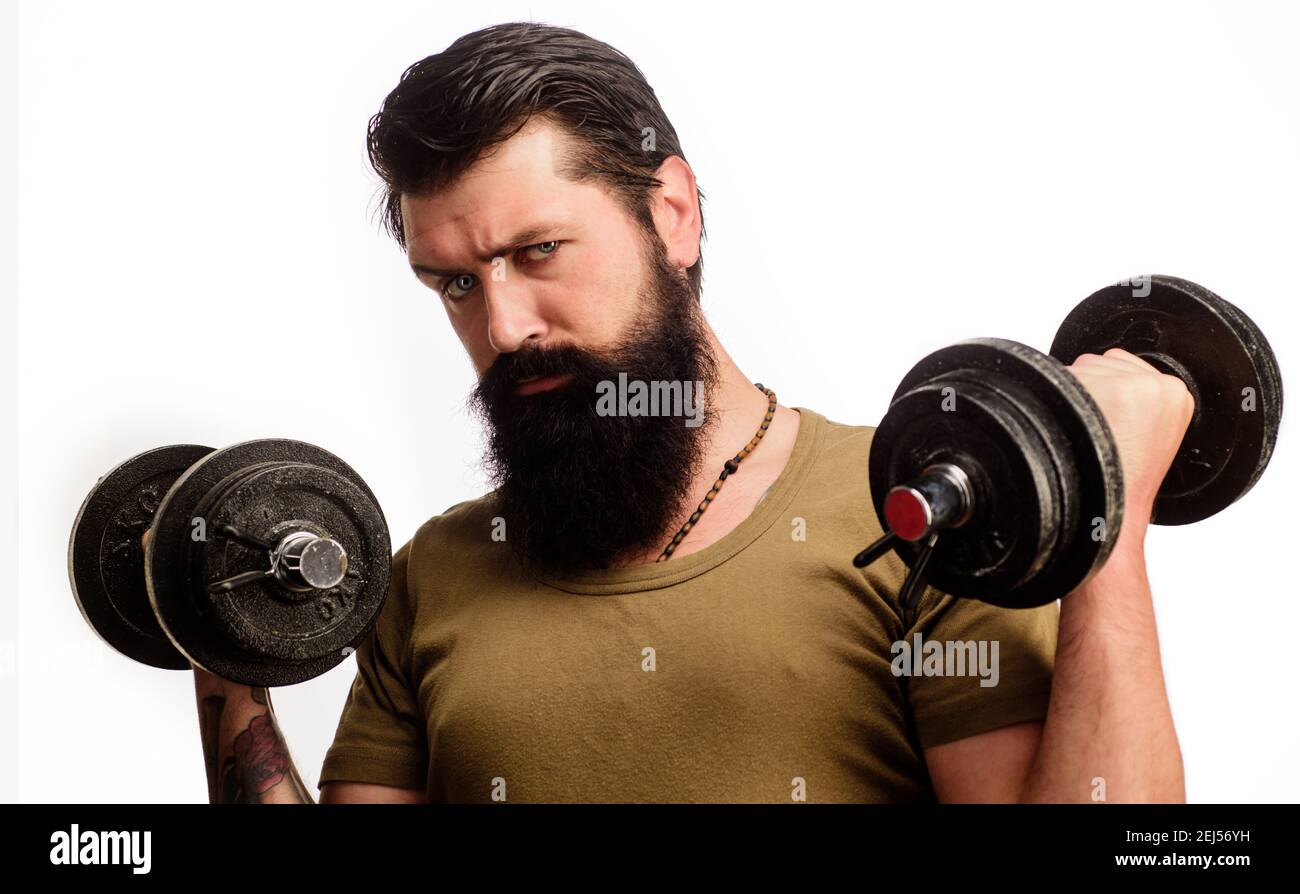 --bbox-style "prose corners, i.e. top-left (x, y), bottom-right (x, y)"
top-left (226, 712), bottom-right (291, 802)
top-left (197, 686), bottom-right (312, 804)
